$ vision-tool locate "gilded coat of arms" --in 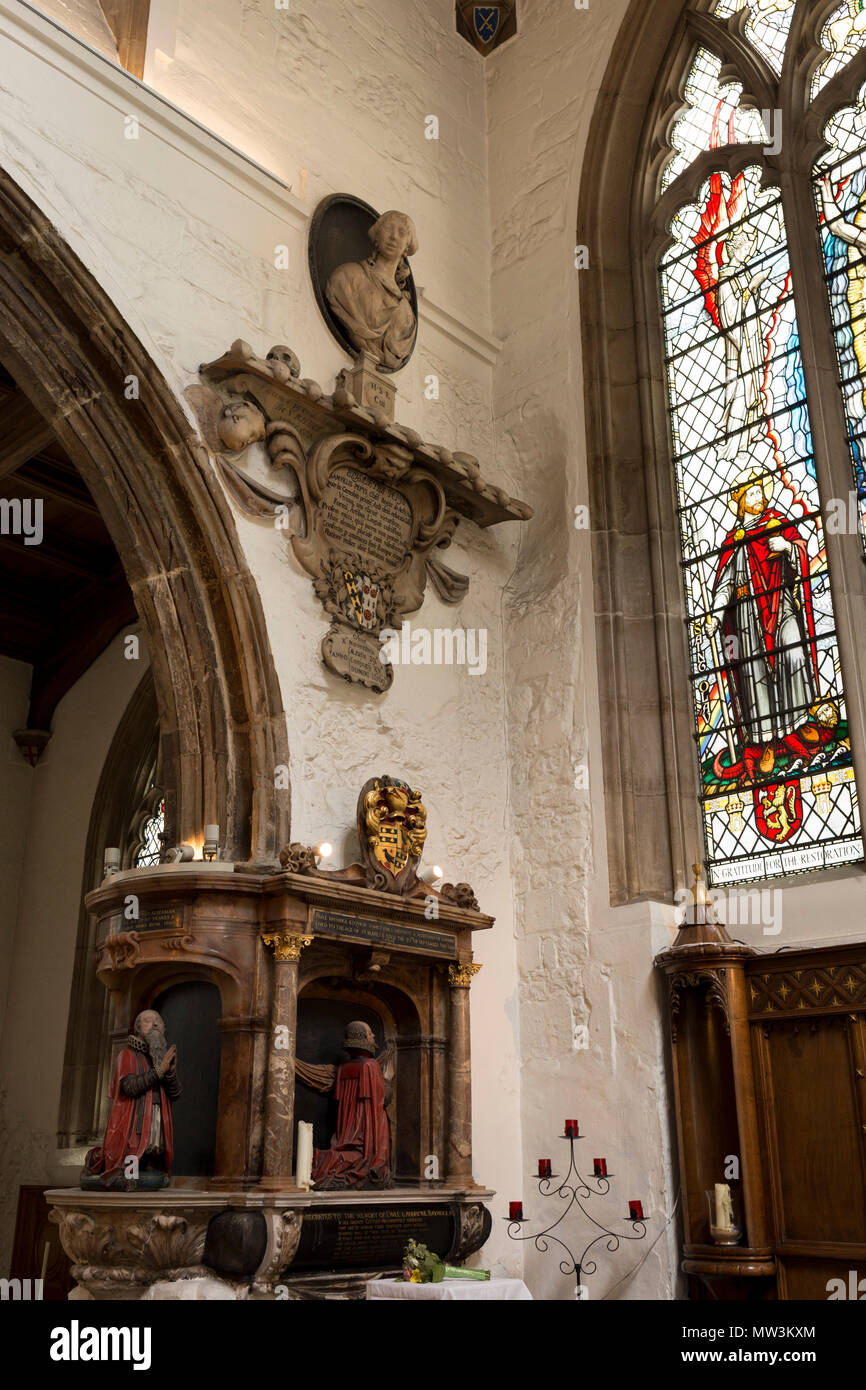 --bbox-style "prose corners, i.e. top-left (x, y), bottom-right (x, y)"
top-left (358, 776), bottom-right (427, 892)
